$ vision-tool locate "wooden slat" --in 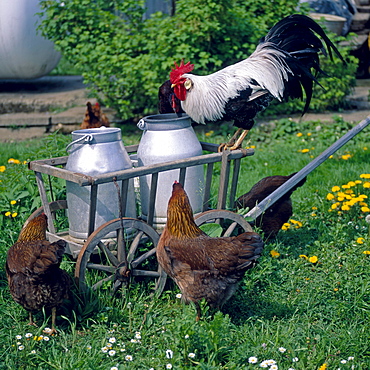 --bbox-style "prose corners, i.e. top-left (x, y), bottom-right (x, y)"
top-left (229, 158), bottom-right (241, 210)
top-left (147, 173), bottom-right (159, 226)
top-left (203, 162), bottom-right (214, 211)
top-left (87, 184), bottom-right (98, 236)
top-left (179, 167), bottom-right (186, 186)
top-left (217, 150), bottom-right (230, 209)
top-left (28, 149), bottom-right (254, 187)
top-left (35, 172), bottom-right (56, 234)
